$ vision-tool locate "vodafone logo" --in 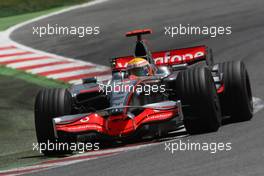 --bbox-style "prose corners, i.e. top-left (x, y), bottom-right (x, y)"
top-left (113, 47), bottom-right (206, 69)
top-left (154, 51), bottom-right (205, 65)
